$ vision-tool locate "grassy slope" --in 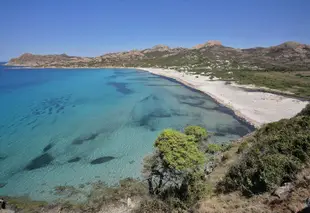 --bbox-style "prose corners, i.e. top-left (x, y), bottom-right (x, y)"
top-left (193, 104), bottom-right (310, 213)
